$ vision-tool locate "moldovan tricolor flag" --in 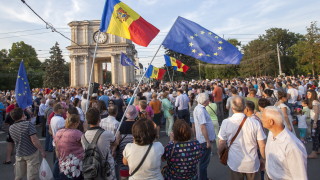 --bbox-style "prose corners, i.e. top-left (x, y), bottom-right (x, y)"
top-left (174, 60), bottom-right (190, 73)
top-left (99, 0), bottom-right (160, 47)
top-left (145, 65), bottom-right (166, 80)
